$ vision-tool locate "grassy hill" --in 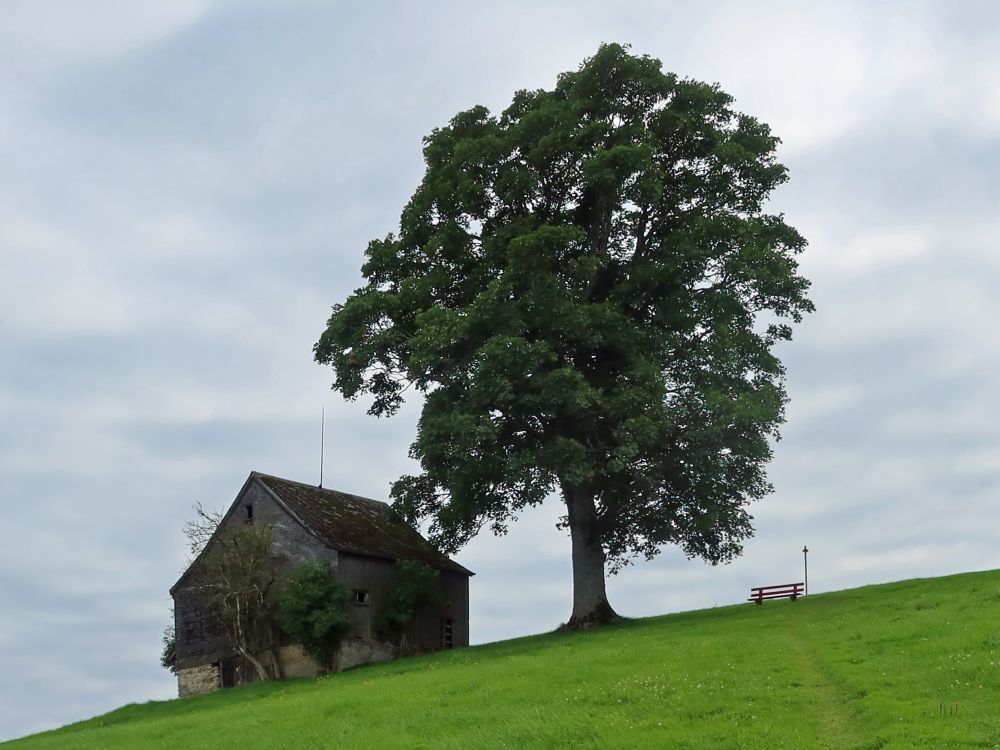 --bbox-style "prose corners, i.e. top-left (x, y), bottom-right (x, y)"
top-left (6, 569), bottom-right (1000, 749)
